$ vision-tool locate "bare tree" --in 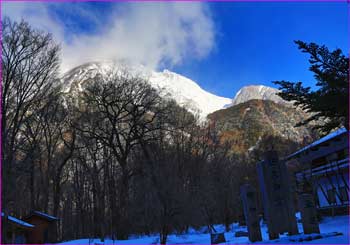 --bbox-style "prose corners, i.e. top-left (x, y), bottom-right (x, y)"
top-left (1, 17), bottom-right (276, 244)
top-left (73, 70), bottom-right (167, 239)
top-left (1, 17), bottom-right (60, 212)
